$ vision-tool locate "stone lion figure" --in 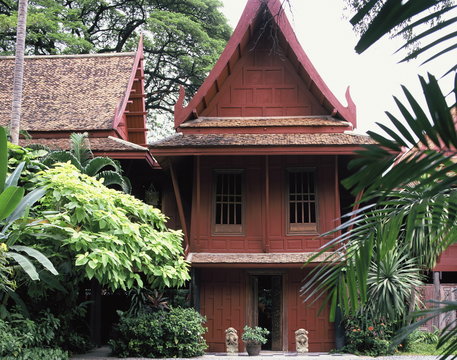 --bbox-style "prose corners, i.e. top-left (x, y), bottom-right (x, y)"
top-left (225, 327), bottom-right (238, 354)
top-left (295, 328), bottom-right (309, 353)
